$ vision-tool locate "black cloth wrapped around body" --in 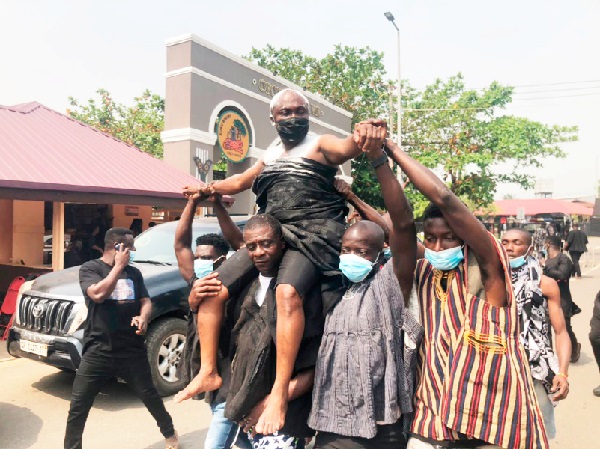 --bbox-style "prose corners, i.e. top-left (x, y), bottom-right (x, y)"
top-left (217, 157), bottom-right (348, 314)
top-left (253, 157), bottom-right (348, 274)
